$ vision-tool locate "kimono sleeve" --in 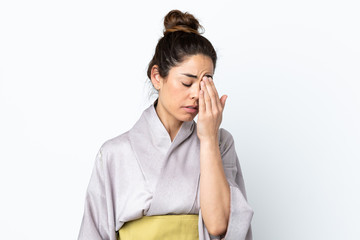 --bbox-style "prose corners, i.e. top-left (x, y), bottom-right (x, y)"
top-left (219, 129), bottom-right (254, 240)
top-left (78, 147), bottom-right (117, 240)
